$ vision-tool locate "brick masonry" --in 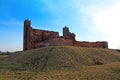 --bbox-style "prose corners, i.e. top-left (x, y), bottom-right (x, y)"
top-left (23, 19), bottom-right (108, 50)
